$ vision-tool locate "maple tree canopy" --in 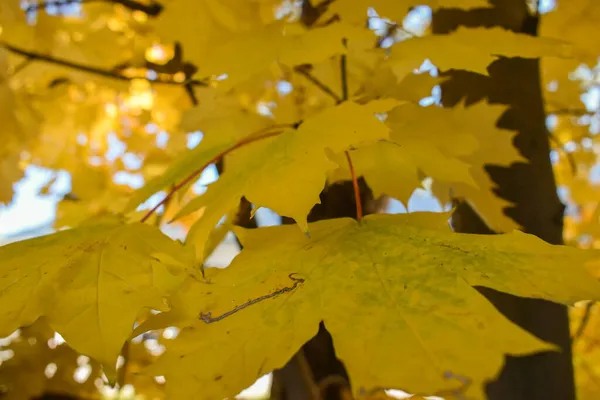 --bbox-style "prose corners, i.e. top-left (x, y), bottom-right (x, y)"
top-left (1, 0), bottom-right (600, 399)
